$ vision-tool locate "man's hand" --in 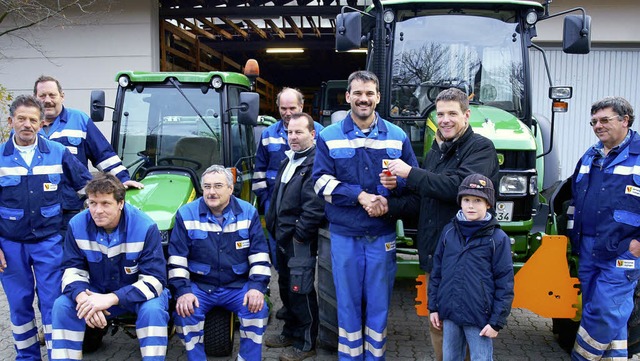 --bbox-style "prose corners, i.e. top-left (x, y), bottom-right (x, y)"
top-left (176, 293), bottom-right (200, 318)
top-left (85, 310), bottom-right (109, 329)
top-left (365, 195), bottom-right (388, 217)
top-left (630, 239), bottom-right (640, 257)
top-left (379, 172), bottom-right (397, 190)
top-left (358, 191), bottom-right (387, 217)
top-left (429, 311), bottom-right (441, 330)
top-left (387, 159), bottom-right (412, 179)
top-left (0, 248), bottom-right (7, 272)
top-left (480, 324), bottom-right (499, 338)
top-left (123, 180), bottom-right (144, 190)
top-left (243, 289), bottom-right (265, 313)
top-left (76, 290), bottom-right (118, 322)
